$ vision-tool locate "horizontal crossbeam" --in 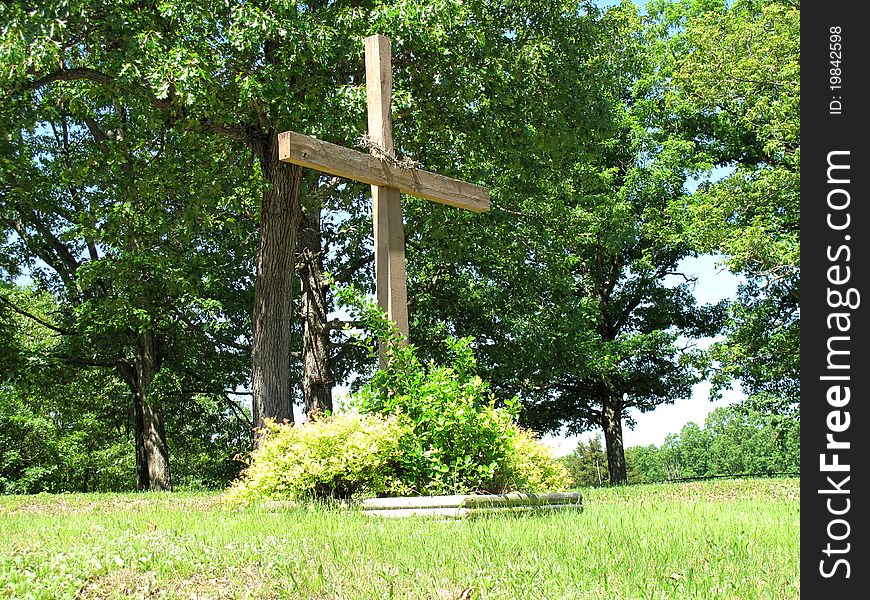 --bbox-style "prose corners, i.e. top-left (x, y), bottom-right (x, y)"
top-left (278, 131), bottom-right (489, 213)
